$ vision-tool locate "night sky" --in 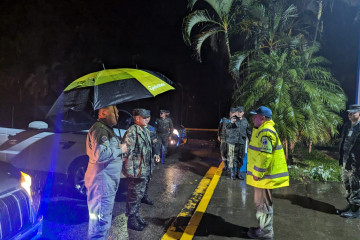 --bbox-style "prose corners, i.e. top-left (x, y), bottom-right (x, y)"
top-left (0, 0), bottom-right (359, 129)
